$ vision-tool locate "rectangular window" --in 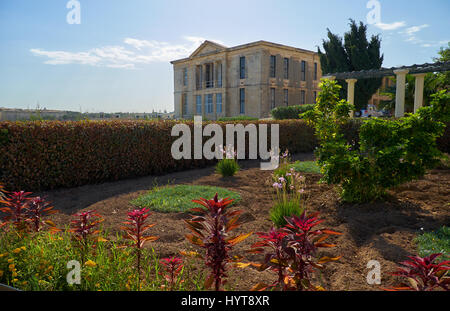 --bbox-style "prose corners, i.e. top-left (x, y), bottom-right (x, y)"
top-left (283, 89), bottom-right (288, 106)
top-left (183, 68), bottom-right (188, 86)
top-left (239, 56), bottom-right (246, 79)
top-left (217, 63), bottom-right (222, 87)
top-left (301, 90), bottom-right (306, 105)
top-left (283, 58), bottom-right (289, 79)
top-left (196, 95), bottom-right (202, 114)
top-left (182, 94), bottom-right (188, 115)
top-left (270, 88), bottom-right (276, 110)
top-left (313, 91), bottom-right (317, 103)
top-left (301, 61), bottom-right (306, 81)
top-left (206, 94), bottom-right (213, 113)
top-left (196, 65), bottom-right (202, 90)
top-left (314, 62), bottom-right (317, 80)
top-left (270, 55), bottom-right (276, 78)
top-left (239, 88), bottom-right (245, 114)
top-left (205, 63), bottom-right (214, 88)
top-left (216, 93), bottom-right (222, 113)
